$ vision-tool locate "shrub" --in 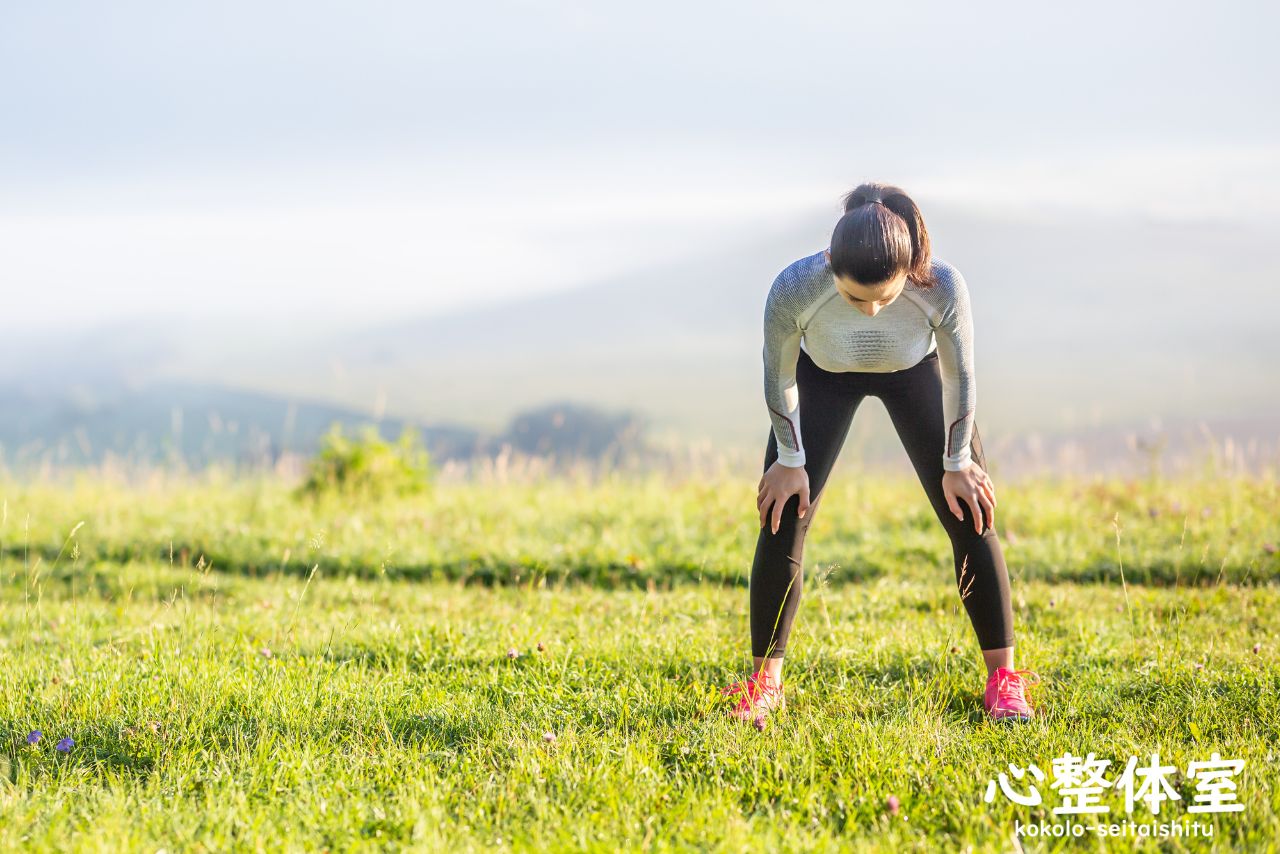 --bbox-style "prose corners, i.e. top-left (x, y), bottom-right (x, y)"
top-left (295, 423), bottom-right (432, 499)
